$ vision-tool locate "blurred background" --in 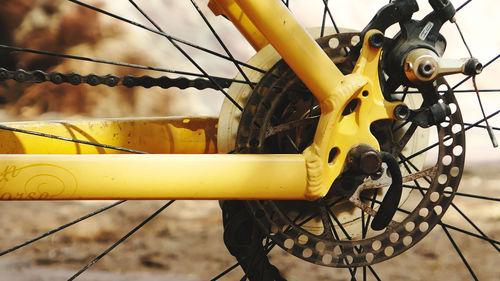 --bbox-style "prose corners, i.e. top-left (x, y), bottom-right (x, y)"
top-left (0, 0), bottom-right (498, 280)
